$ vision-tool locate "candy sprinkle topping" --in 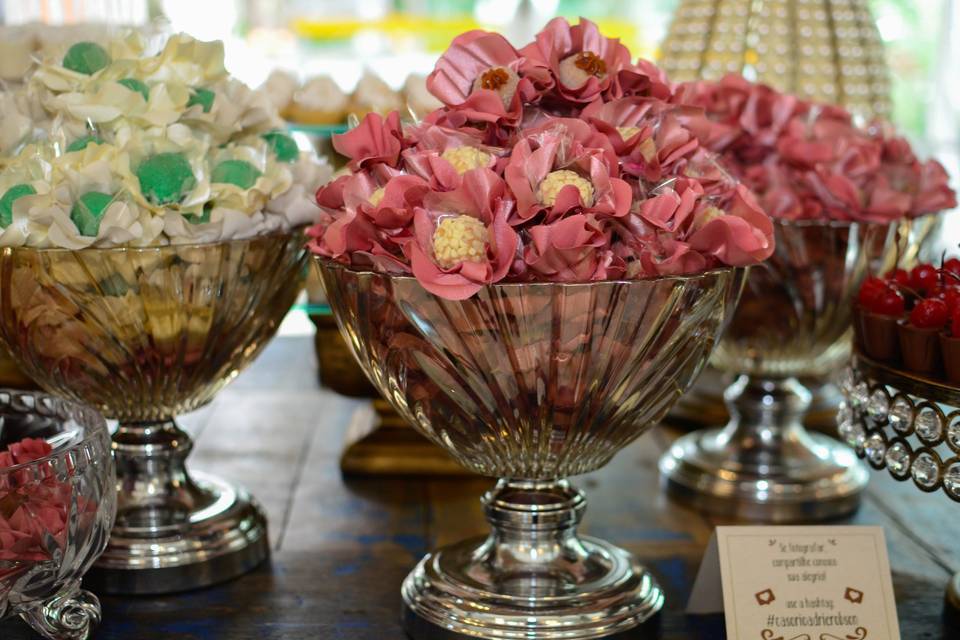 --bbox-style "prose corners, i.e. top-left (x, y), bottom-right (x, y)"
top-left (441, 147), bottom-right (492, 174)
top-left (432, 215), bottom-right (488, 269)
top-left (538, 170), bottom-right (594, 207)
